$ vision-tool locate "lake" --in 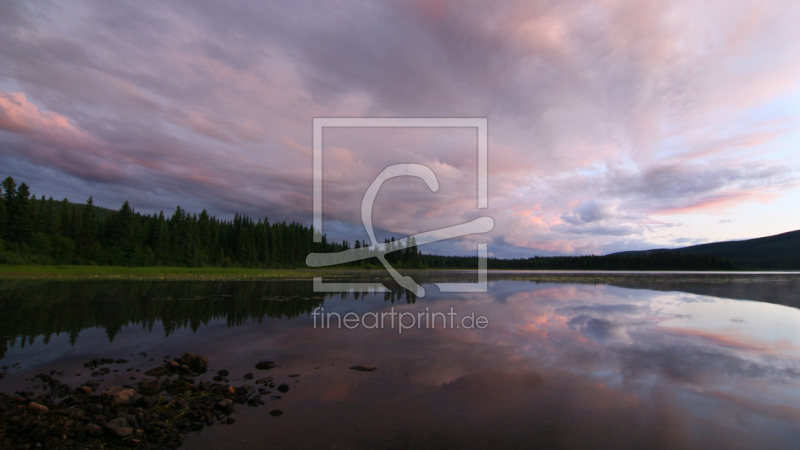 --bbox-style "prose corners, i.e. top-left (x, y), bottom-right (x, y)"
top-left (2, 272), bottom-right (800, 449)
